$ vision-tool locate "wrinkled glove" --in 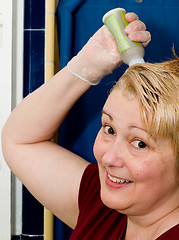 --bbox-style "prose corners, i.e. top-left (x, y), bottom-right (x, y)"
top-left (67, 25), bottom-right (122, 85)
